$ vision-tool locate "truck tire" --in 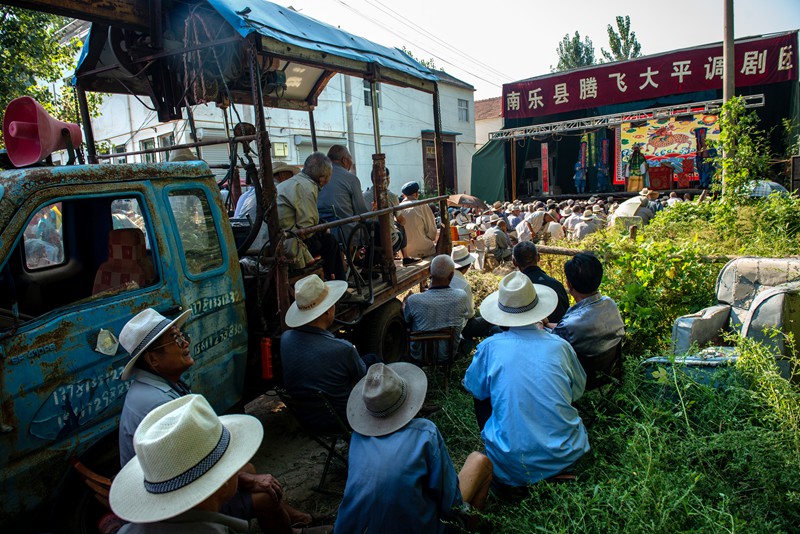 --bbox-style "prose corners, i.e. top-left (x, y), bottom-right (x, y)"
top-left (358, 298), bottom-right (407, 363)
